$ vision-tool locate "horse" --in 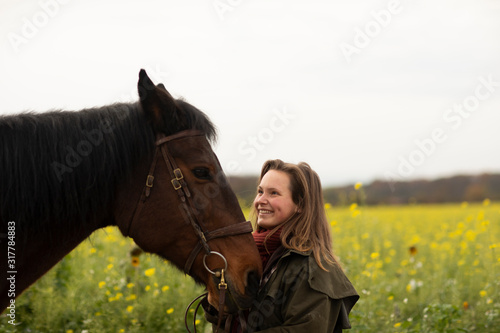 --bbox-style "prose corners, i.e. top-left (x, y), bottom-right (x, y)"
top-left (0, 70), bottom-right (262, 316)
